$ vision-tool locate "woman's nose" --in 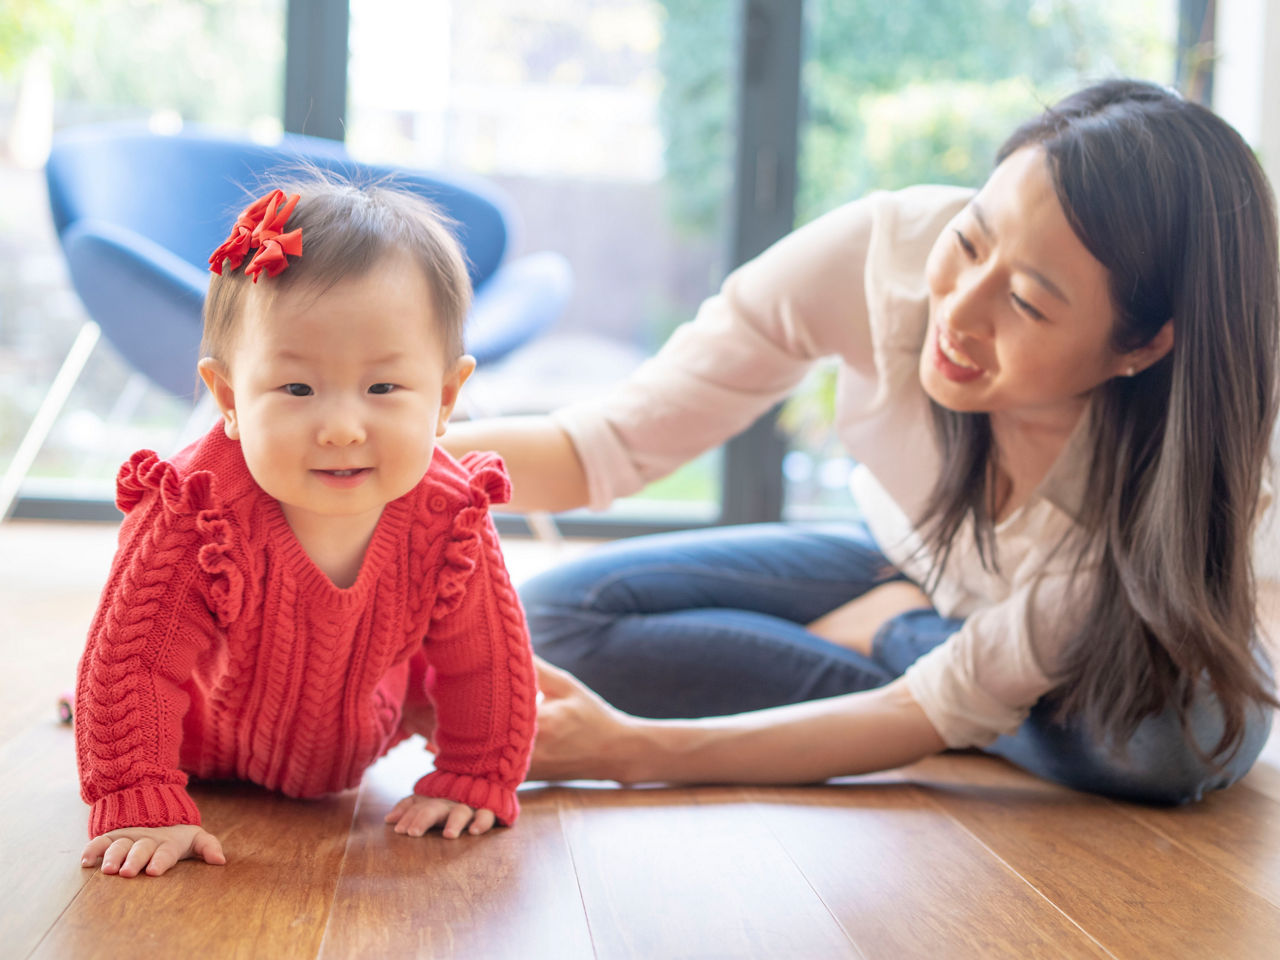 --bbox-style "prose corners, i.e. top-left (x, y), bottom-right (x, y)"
top-left (945, 264), bottom-right (995, 340)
